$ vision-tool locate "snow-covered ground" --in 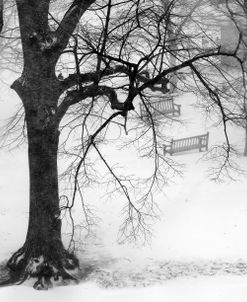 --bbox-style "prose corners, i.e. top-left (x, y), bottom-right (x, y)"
top-left (0, 91), bottom-right (247, 300)
top-left (1, 276), bottom-right (247, 302)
